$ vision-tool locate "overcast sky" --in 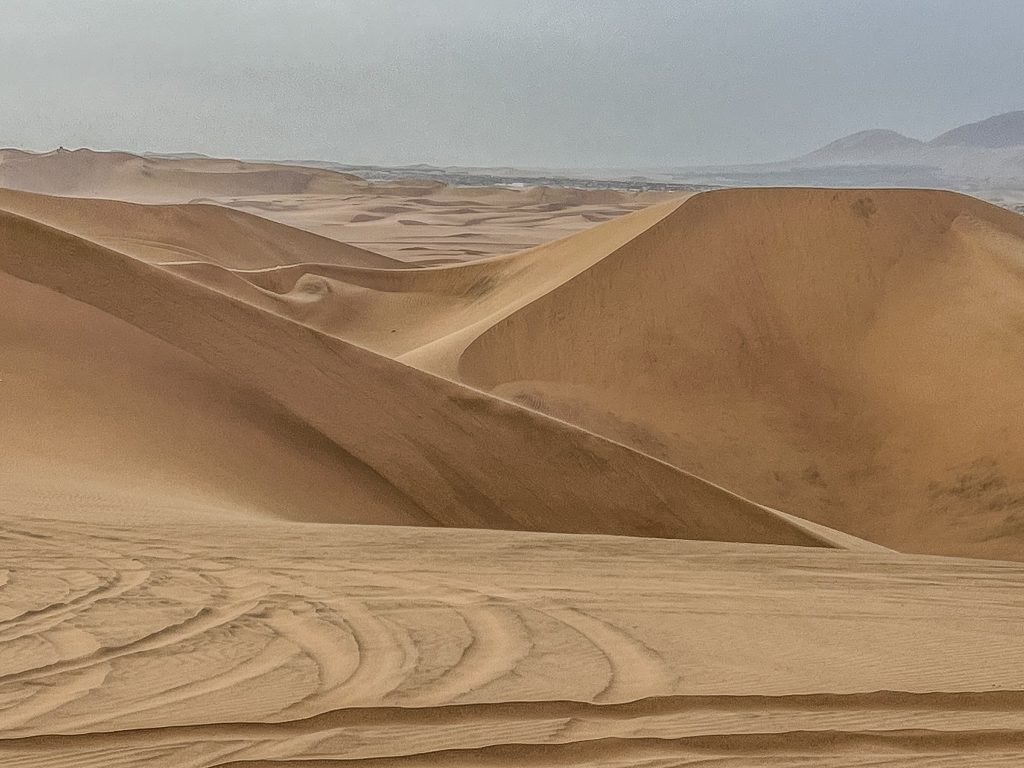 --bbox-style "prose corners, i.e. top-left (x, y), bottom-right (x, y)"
top-left (2, 0), bottom-right (1022, 168)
